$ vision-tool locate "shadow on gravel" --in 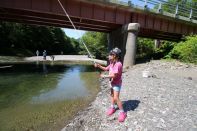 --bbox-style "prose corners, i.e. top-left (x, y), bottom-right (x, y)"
top-left (123, 100), bottom-right (140, 112)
